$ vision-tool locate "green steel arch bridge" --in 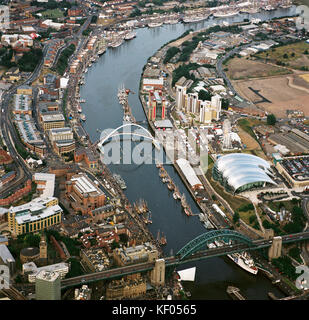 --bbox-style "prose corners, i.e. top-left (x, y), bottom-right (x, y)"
top-left (61, 230), bottom-right (309, 289)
